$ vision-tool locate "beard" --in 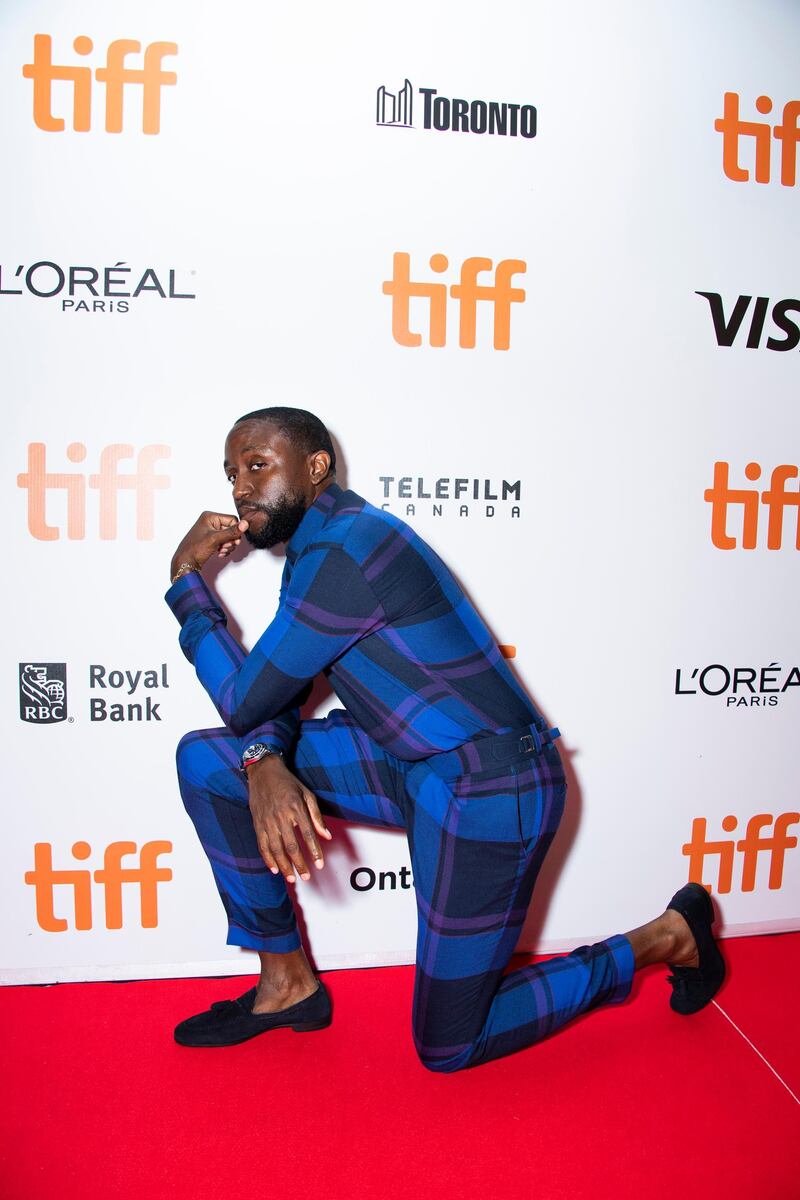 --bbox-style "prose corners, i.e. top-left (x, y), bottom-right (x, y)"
top-left (242, 491), bottom-right (308, 549)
